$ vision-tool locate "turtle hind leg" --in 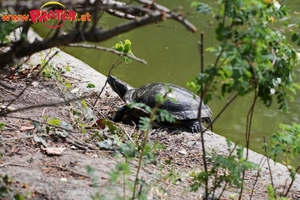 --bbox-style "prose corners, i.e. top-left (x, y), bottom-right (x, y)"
top-left (202, 117), bottom-right (213, 131)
